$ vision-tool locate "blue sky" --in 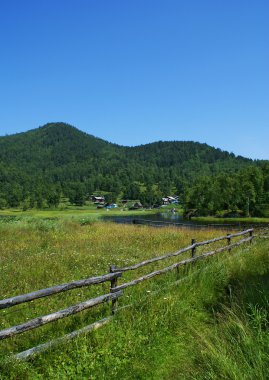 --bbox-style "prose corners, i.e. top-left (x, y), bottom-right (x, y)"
top-left (0, 1), bottom-right (268, 159)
